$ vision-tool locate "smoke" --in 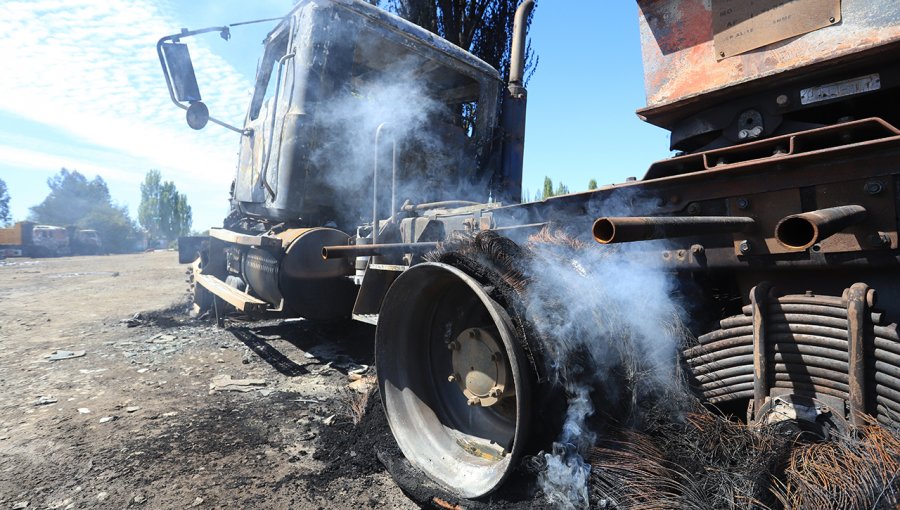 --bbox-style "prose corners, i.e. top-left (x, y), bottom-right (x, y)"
top-left (306, 54), bottom-right (483, 228)
top-left (523, 206), bottom-right (690, 508)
